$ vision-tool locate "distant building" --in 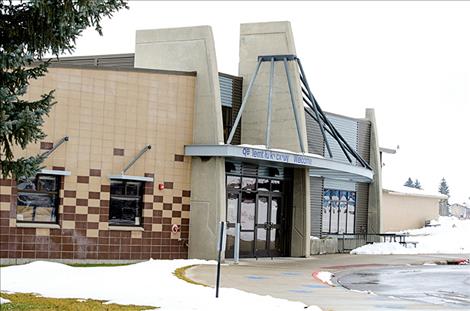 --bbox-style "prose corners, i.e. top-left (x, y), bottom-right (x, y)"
top-left (382, 185), bottom-right (448, 232)
top-left (449, 203), bottom-right (470, 219)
